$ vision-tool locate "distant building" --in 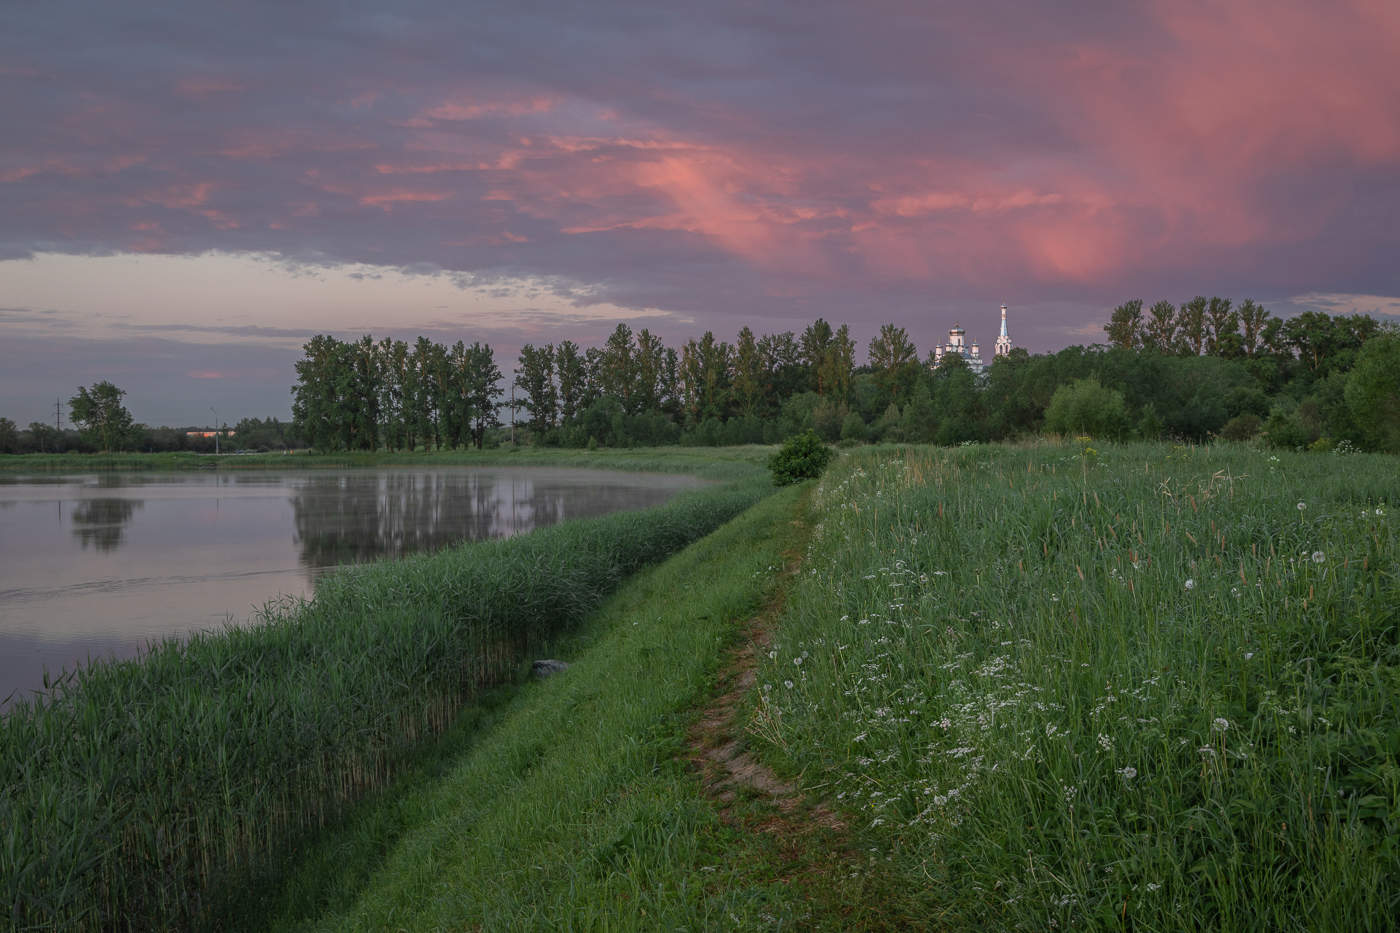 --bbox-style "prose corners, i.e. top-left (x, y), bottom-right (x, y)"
top-left (185, 430), bottom-right (235, 438)
top-left (930, 304), bottom-right (1014, 376)
top-left (932, 323), bottom-right (984, 375)
top-left (994, 303), bottom-right (1013, 358)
